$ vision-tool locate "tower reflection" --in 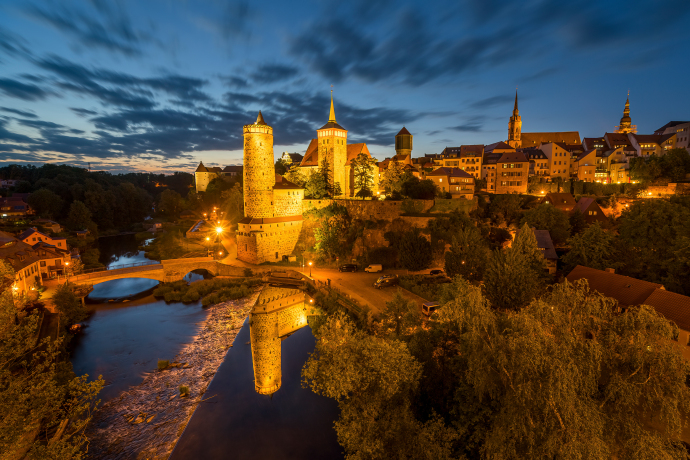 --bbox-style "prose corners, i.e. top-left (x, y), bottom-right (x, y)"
top-left (249, 285), bottom-right (317, 395)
